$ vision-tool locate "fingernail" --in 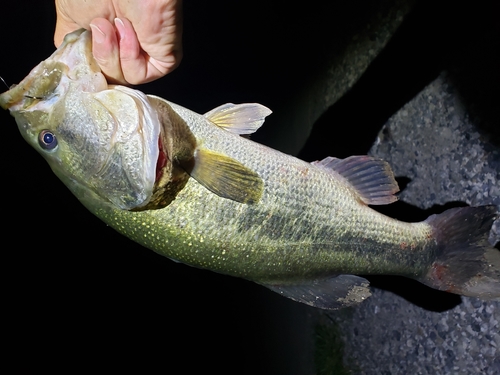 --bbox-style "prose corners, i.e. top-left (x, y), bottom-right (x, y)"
top-left (114, 18), bottom-right (125, 40)
top-left (90, 24), bottom-right (105, 43)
